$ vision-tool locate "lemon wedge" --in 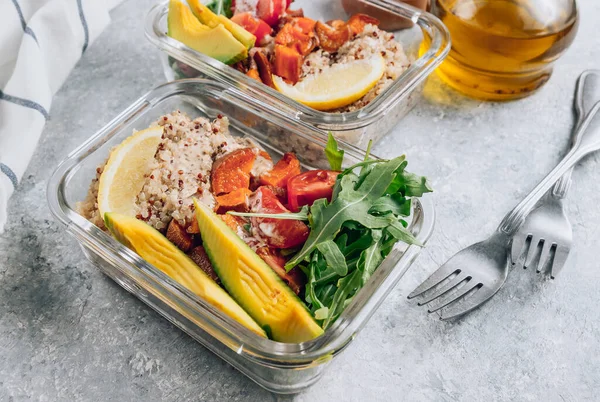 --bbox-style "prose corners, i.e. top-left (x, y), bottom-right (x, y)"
top-left (272, 55), bottom-right (386, 111)
top-left (97, 126), bottom-right (164, 219)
